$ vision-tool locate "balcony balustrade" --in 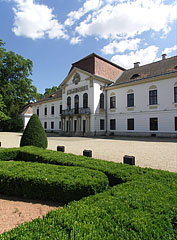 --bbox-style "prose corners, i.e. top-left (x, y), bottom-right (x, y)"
top-left (62, 107), bottom-right (91, 116)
